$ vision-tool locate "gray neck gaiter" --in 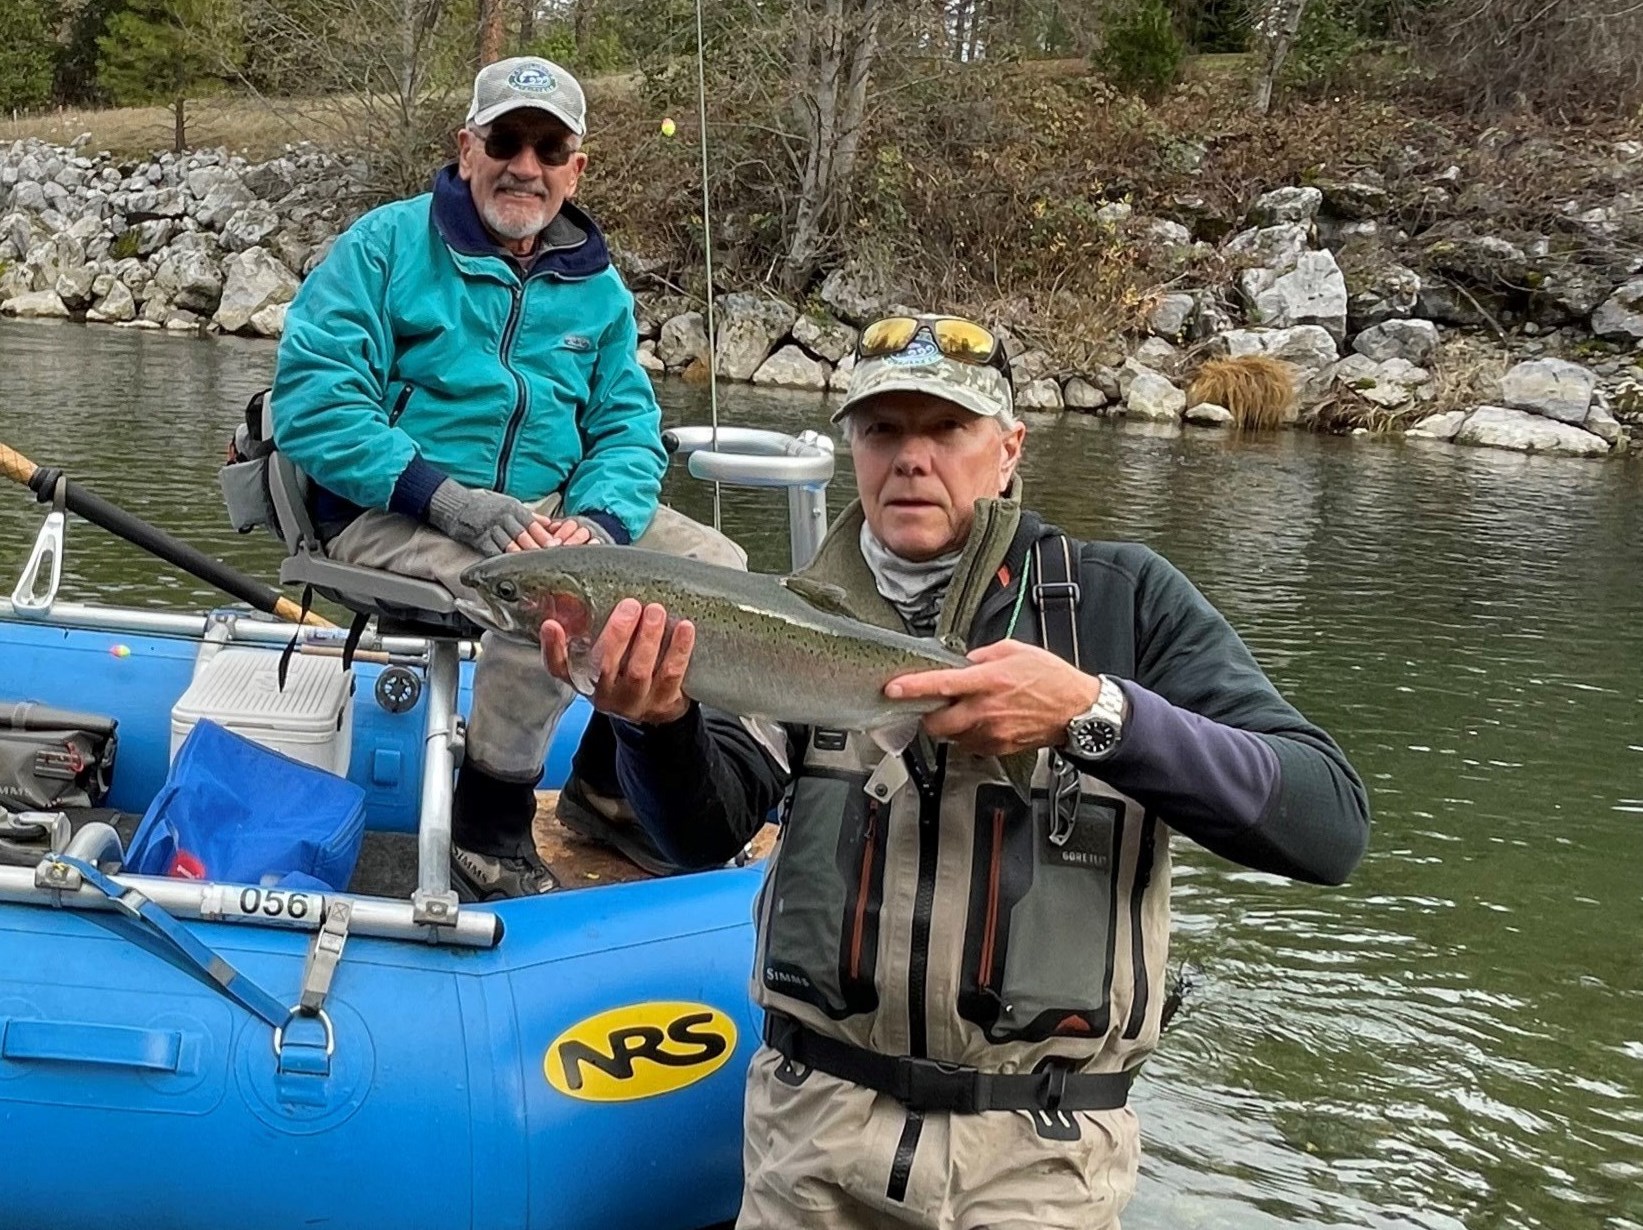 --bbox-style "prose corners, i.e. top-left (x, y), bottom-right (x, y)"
top-left (859, 522), bottom-right (961, 637)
